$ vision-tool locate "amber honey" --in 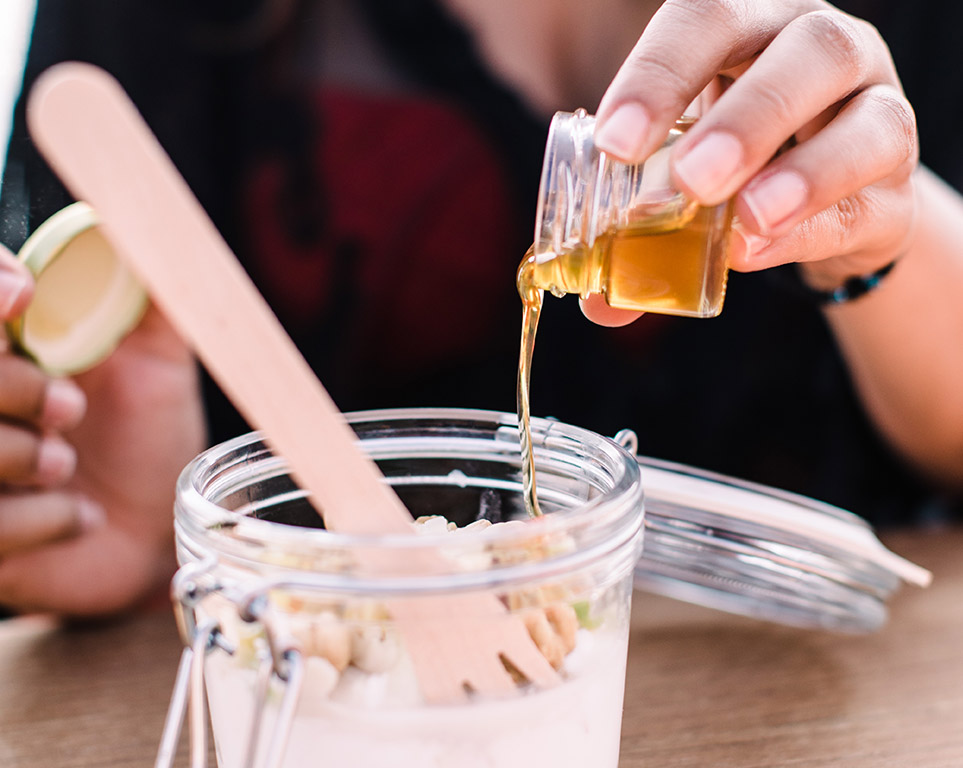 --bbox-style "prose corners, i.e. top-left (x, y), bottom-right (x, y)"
top-left (524, 203), bottom-right (732, 317)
